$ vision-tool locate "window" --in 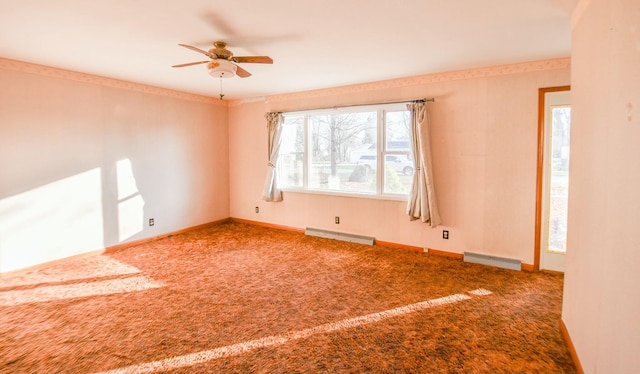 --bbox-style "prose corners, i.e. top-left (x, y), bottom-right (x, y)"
top-left (277, 103), bottom-right (414, 197)
top-left (547, 106), bottom-right (571, 252)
